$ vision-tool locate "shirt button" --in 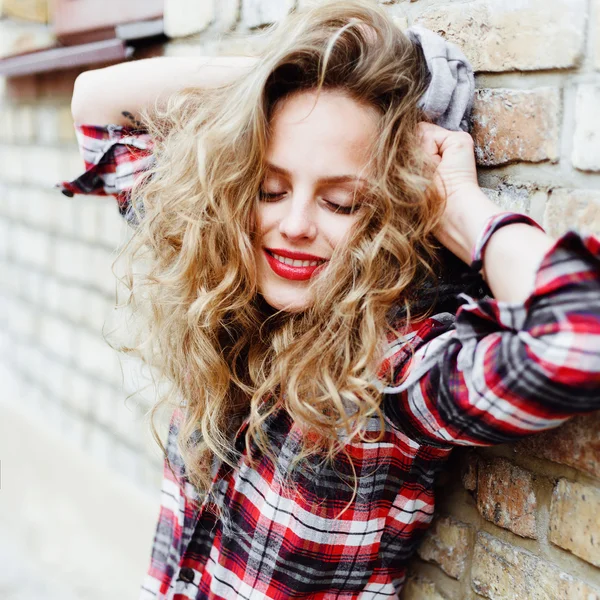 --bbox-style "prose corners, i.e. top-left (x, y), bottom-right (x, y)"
top-left (179, 567), bottom-right (195, 583)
